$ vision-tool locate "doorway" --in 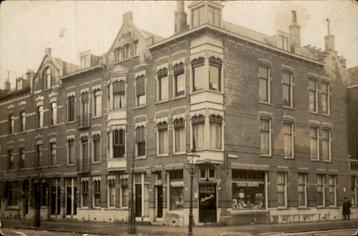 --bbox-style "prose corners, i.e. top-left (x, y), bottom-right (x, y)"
top-left (135, 184), bottom-right (142, 217)
top-left (199, 184), bottom-right (217, 223)
top-left (156, 186), bottom-right (163, 218)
